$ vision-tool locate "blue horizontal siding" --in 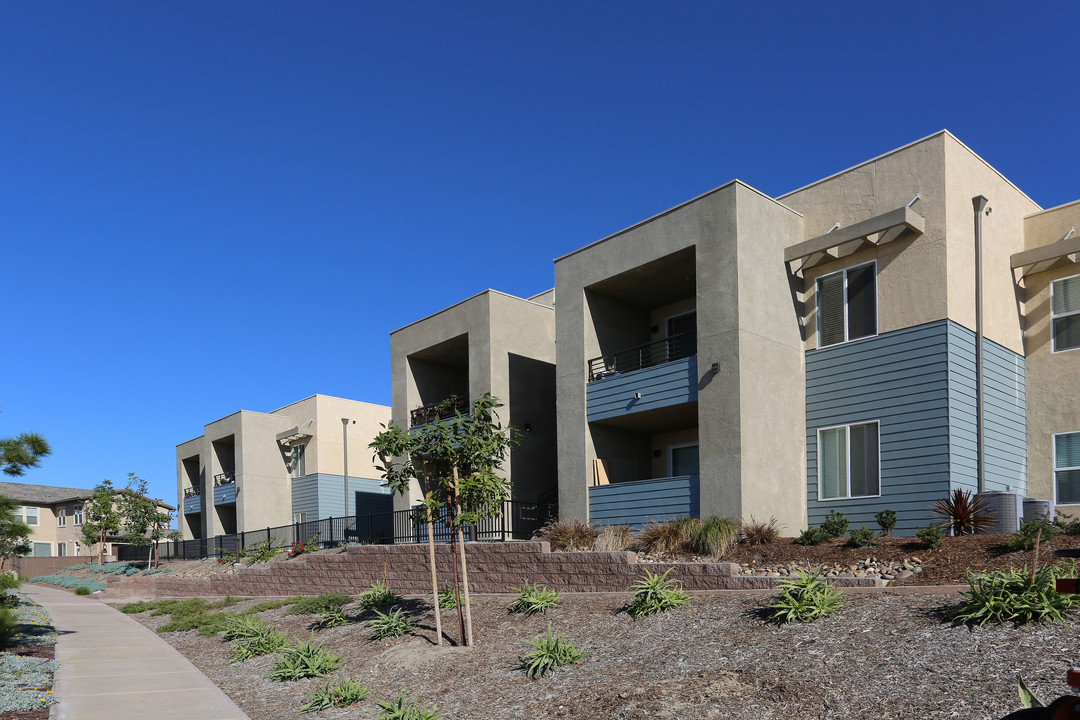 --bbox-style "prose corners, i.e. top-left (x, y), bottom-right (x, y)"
top-left (289, 474), bottom-right (393, 520)
top-left (182, 495), bottom-right (202, 515)
top-left (586, 357), bottom-right (697, 422)
top-left (291, 476), bottom-right (320, 520)
top-left (806, 322), bottom-right (953, 536)
top-left (213, 483), bottom-right (236, 505)
top-left (588, 475), bottom-right (699, 527)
